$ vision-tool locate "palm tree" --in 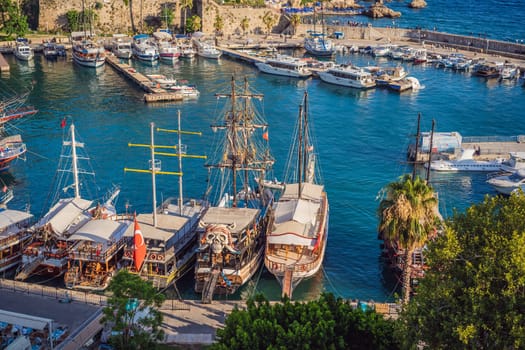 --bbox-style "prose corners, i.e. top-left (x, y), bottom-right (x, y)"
top-left (289, 14), bottom-right (301, 37)
top-left (240, 17), bottom-right (250, 37)
top-left (262, 11), bottom-right (277, 38)
top-left (377, 174), bottom-right (439, 305)
top-left (122, 0), bottom-right (136, 33)
top-left (180, 0), bottom-right (193, 34)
